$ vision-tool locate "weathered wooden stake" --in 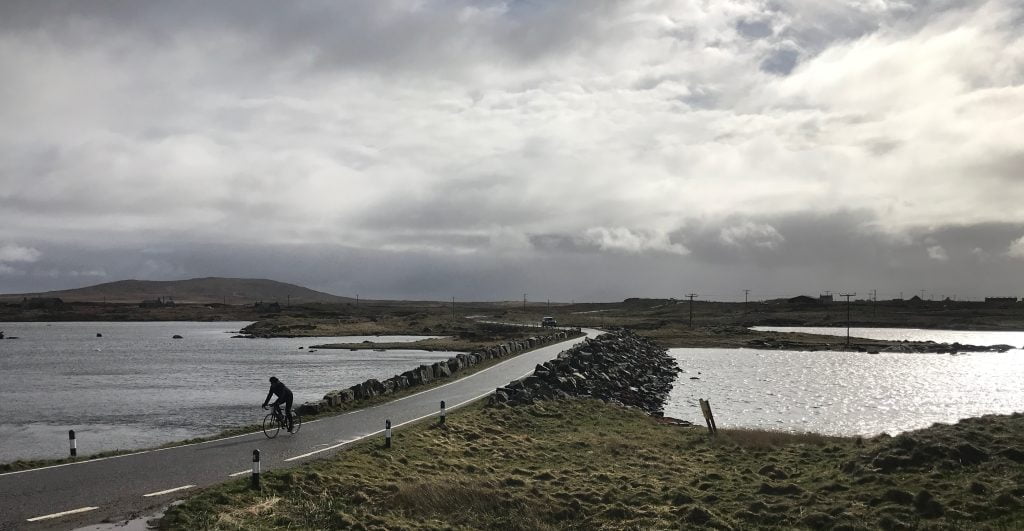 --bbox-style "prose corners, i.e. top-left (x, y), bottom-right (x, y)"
top-left (699, 399), bottom-right (718, 437)
top-left (706, 399), bottom-right (718, 434)
top-left (439, 400), bottom-right (446, 426)
top-left (385, 419), bottom-right (392, 448)
top-left (251, 449), bottom-right (261, 490)
top-left (69, 429), bottom-right (77, 458)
